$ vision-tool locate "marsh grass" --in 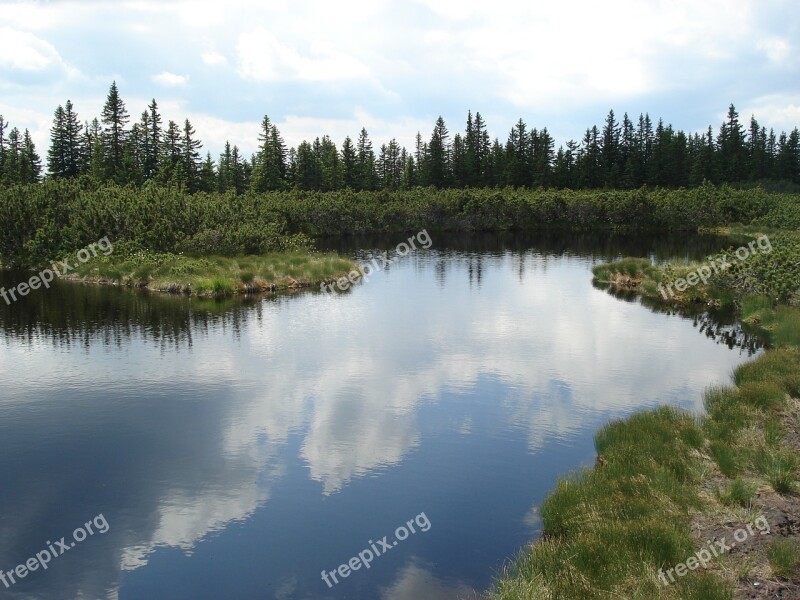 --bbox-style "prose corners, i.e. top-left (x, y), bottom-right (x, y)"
top-left (485, 407), bottom-right (712, 599)
top-left (767, 538), bottom-right (800, 578)
top-left (734, 347), bottom-right (800, 397)
top-left (716, 478), bottom-right (757, 507)
top-left (67, 251), bottom-right (359, 298)
top-left (755, 447), bottom-right (798, 494)
top-left (591, 257), bottom-right (652, 284)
